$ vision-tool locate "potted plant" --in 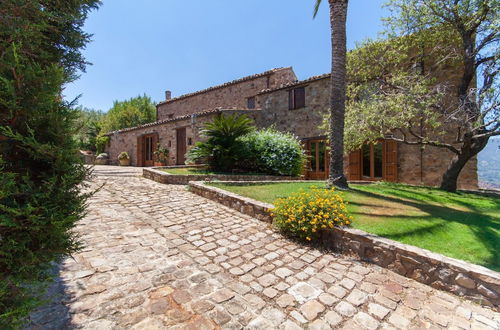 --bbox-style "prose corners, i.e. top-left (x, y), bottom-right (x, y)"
top-left (118, 152), bottom-right (130, 166)
top-left (94, 153), bottom-right (109, 165)
top-left (154, 144), bottom-right (169, 166)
